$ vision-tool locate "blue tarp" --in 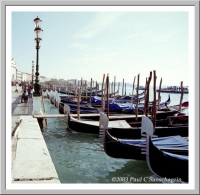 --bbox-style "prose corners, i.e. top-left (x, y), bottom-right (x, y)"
top-left (119, 135), bottom-right (188, 150)
top-left (91, 96), bottom-right (134, 111)
top-left (70, 108), bottom-right (99, 114)
top-left (163, 151), bottom-right (189, 161)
